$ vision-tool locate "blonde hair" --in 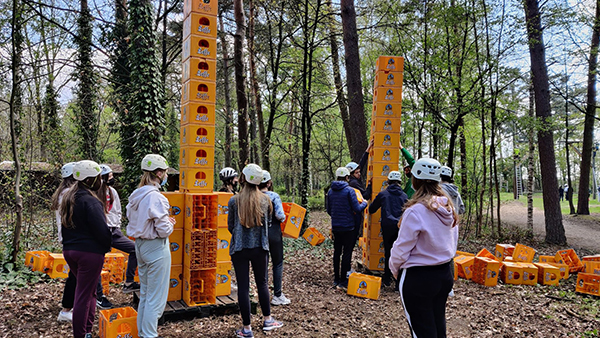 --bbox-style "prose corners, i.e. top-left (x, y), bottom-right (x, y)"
top-left (404, 178), bottom-right (458, 227)
top-left (237, 175), bottom-right (272, 228)
top-left (59, 182), bottom-right (103, 228)
top-left (138, 169), bottom-right (164, 188)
